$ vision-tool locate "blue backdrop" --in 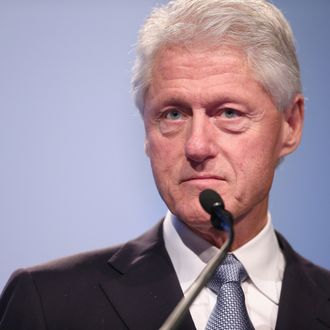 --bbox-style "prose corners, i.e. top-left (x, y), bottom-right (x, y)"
top-left (0, 0), bottom-right (329, 291)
